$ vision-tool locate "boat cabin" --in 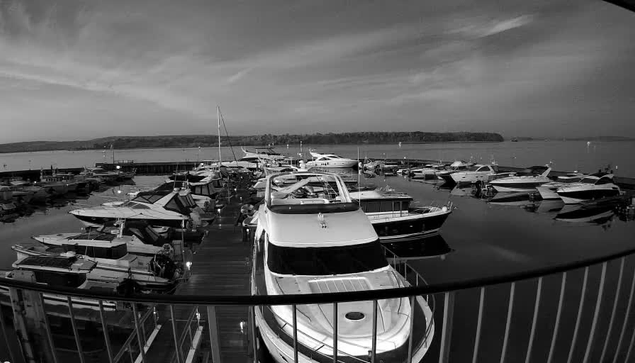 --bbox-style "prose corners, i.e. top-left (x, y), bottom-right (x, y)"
top-left (266, 173), bottom-right (359, 214)
top-left (11, 256), bottom-right (95, 288)
top-left (61, 240), bottom-right (129, 260)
